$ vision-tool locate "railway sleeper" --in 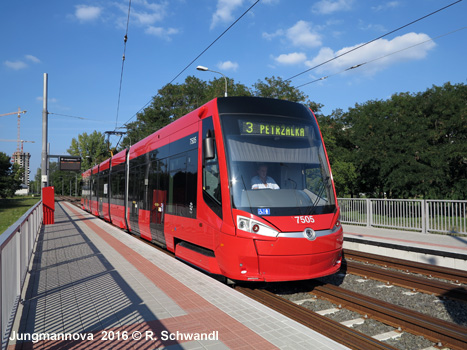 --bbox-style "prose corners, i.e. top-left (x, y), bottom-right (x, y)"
top-left (310, 284), bottom-right (467, 350)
